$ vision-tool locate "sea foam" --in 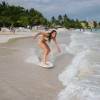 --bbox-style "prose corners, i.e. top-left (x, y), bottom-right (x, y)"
top-left (58, 30), bottom-right (100, 100)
